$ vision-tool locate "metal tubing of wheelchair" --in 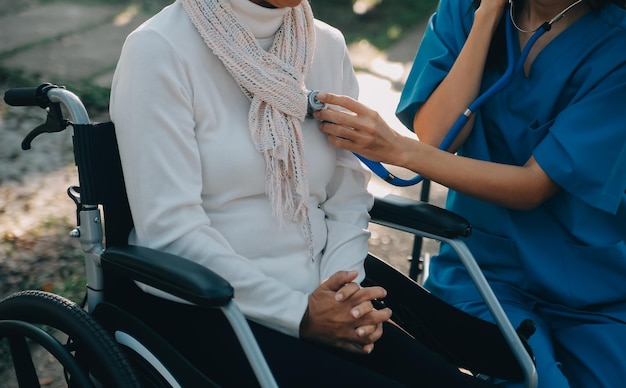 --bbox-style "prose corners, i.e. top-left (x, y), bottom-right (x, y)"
top-left (370, 220), bottom-right (537, 387)
top-left (47, 88), bottom-right (90, 125)
top-left (79, 208), bottom-right (105, 312)
top-left (47, 88), bottom-right (108, 313)
top-left (444, 239), bottom-right (538, 388)
top-left (114, 331), bottom-right (183, 387)
top-left (409, 180), bottom-right (432, 281)
top-left (221, 302), bottom-right (278, 388)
